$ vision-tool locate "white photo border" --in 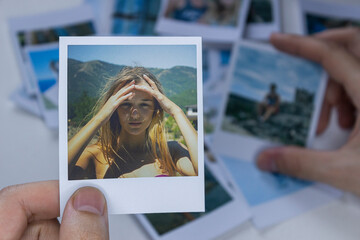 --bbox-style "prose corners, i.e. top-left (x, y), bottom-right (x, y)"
top-left (244, 0), bottom-right (281, 41)
top-left (59, 36), bottom-right (204, 215)
top-left (8, 4), bottom-right (97, 95)
top-left (215, 153), bottom-right (342, 229)
top-left (24, 43), bottom-right (59, 129)
top-left (135, 150), bottom-right (250, 240)
top-left (213, 40), bottom-right (327, 161)
top-left (155, 0), bottom-right (251, 44)
top-left (299, 0), bottom-right (360, 35)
